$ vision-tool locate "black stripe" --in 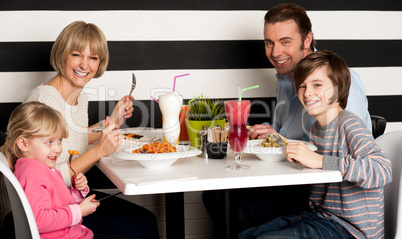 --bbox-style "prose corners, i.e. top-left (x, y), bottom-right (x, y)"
top-left (2, 0), bottom-right (402, 10)
top-left (1, 40), bottom-right (402, 72)
top-left (368, 95), bottom-right (402, 123)
top-left (0, 96), bottom-right (400, 133)
top-left (0, 98), bottom-right (275, 132)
